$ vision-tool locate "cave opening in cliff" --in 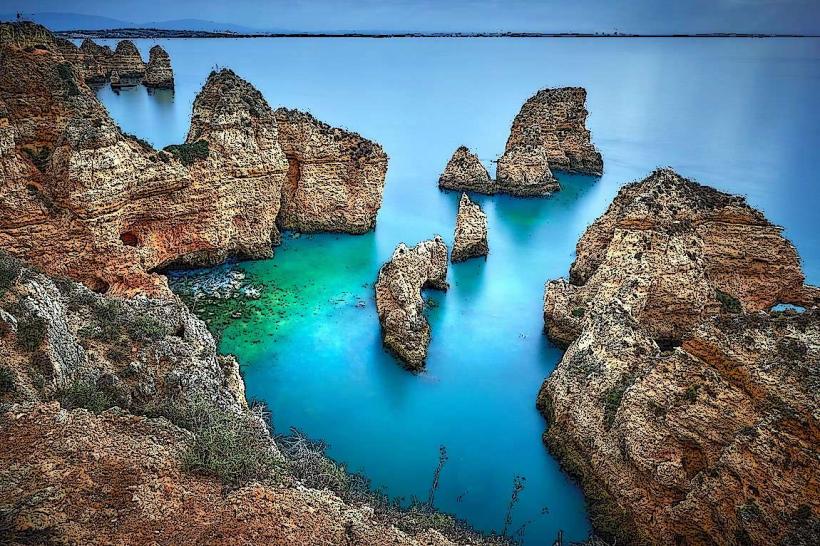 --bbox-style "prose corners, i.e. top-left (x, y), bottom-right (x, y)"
top-left (655, 338), bottom-right (681, 352)
top-left (120, 231), bottom-right (139, 247)
top-left (89, 277), bottom-right (110, 294)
